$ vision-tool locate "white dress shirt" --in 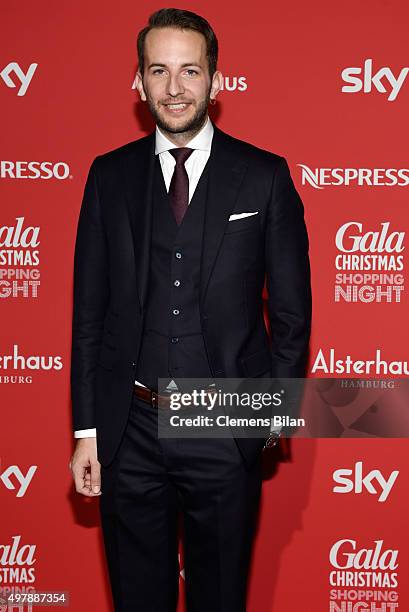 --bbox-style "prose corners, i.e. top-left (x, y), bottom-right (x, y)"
top-left (74, 118), bottom-right (214, 438)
